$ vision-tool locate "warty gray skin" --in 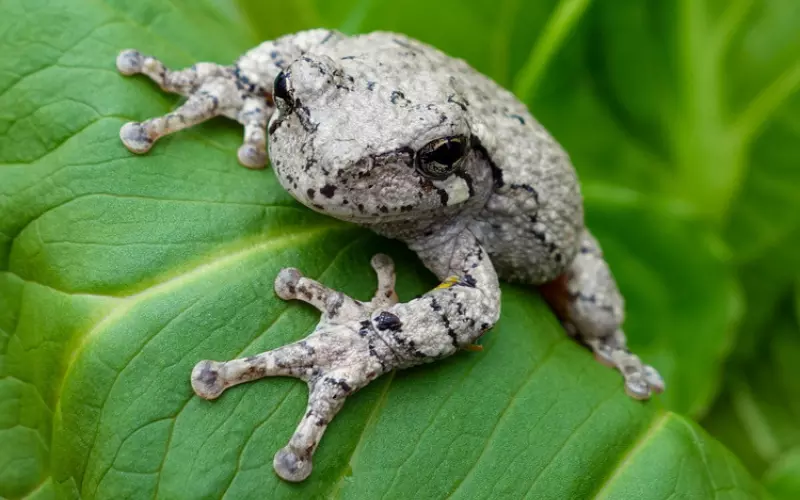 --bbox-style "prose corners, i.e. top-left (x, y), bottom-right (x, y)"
top-left (116, 29), bottom-right (664, 482)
